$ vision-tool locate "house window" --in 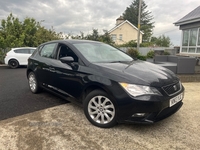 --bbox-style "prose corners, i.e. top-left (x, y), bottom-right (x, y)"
top-left (182, 30), bottom-right (189, 46)
top-left (119, 34), bottom-right (123, 40)
top-left (198, 29), bottom-right (200, 45)
top-left (197, 48), bottom-right (200, 53)
top-left (189, 28), bottom-right (198, 46)
top-left (181, 28), bottom-right (199, 53)
top-left (111, 34), bottom-right (117, 41)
